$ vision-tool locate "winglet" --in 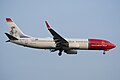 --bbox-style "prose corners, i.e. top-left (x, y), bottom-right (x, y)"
top-left (6, 18), bottom-right (13, 22)
top-left (45, 21), bottom-right (51, 29)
